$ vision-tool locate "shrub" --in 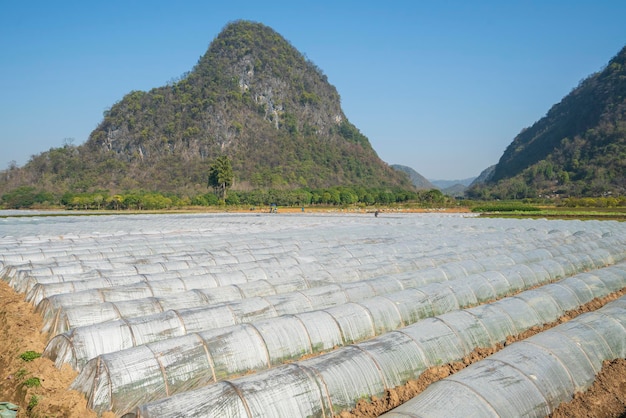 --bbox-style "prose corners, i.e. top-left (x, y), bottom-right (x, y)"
top-left (471, 203), bottom-right (541, 212)
top-left (23, 377), bottom-right (41, 388)
top-left (19, 351), bottom-right (41, 362)
top-left (28, 395), bottom-right (39, 412)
